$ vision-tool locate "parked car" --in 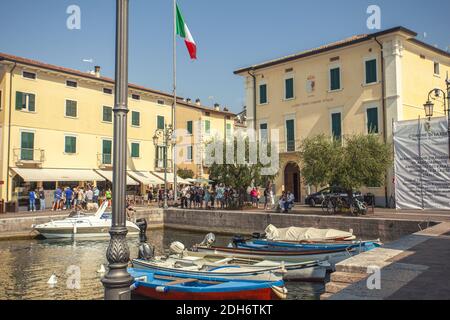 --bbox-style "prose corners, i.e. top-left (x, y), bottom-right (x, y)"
top-left (305, 187), bottom-right (362, 207)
